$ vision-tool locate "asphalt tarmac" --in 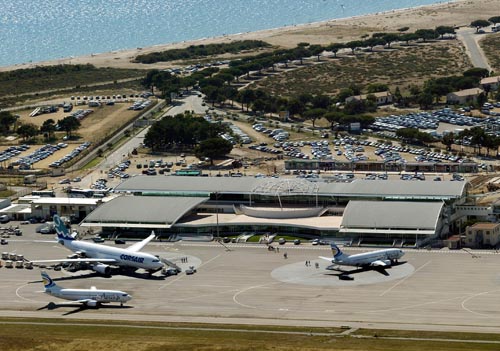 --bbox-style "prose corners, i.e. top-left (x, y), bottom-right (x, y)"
top-left (2, 224), bottom-right (500, 333)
